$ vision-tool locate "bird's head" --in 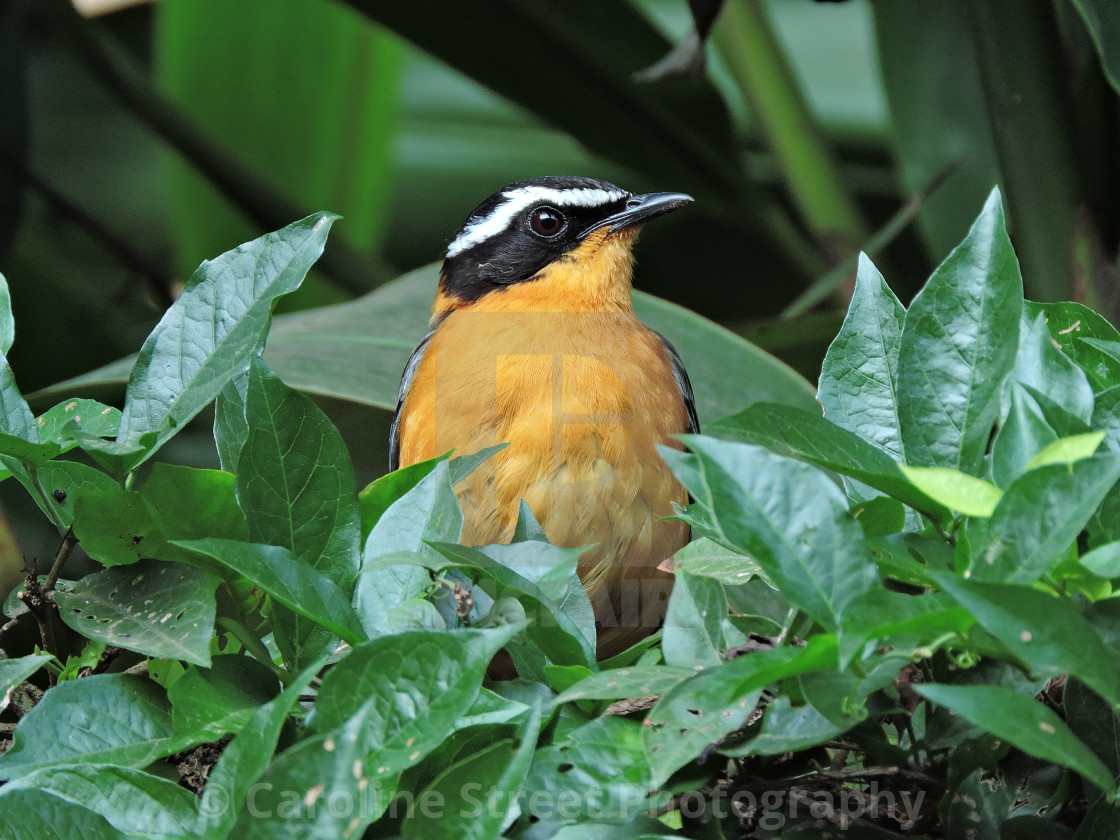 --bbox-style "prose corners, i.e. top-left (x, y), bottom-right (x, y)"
top-left (434, 176), bottom-right (692, 316)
